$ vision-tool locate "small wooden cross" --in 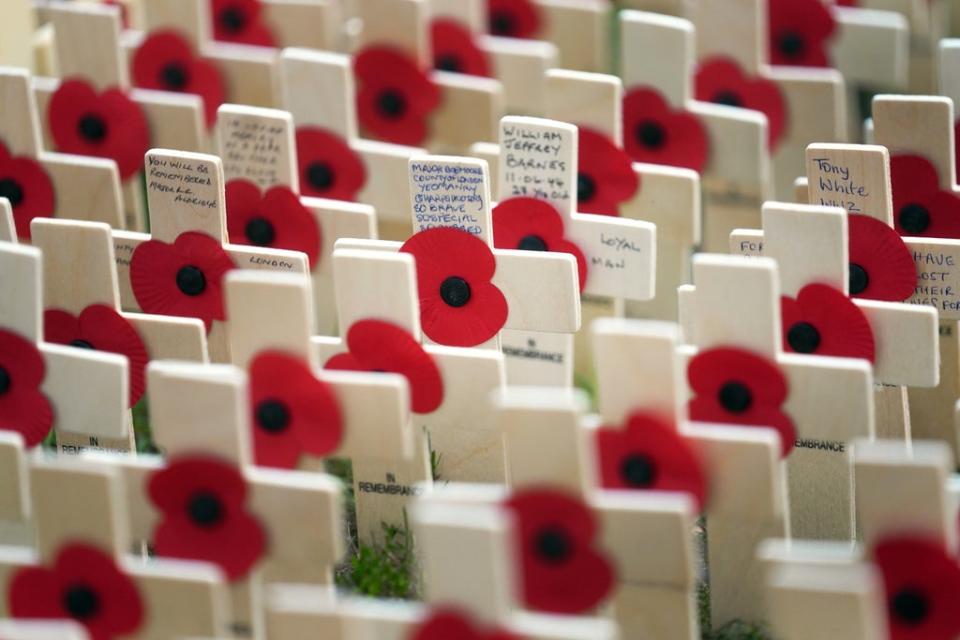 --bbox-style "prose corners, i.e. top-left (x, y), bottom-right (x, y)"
top-left (0, 0), bottom-right (34, 70)
top-left (0, 199), bottom-right (16, 242)
top-left (0, 431), bottom-right (30, 547)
